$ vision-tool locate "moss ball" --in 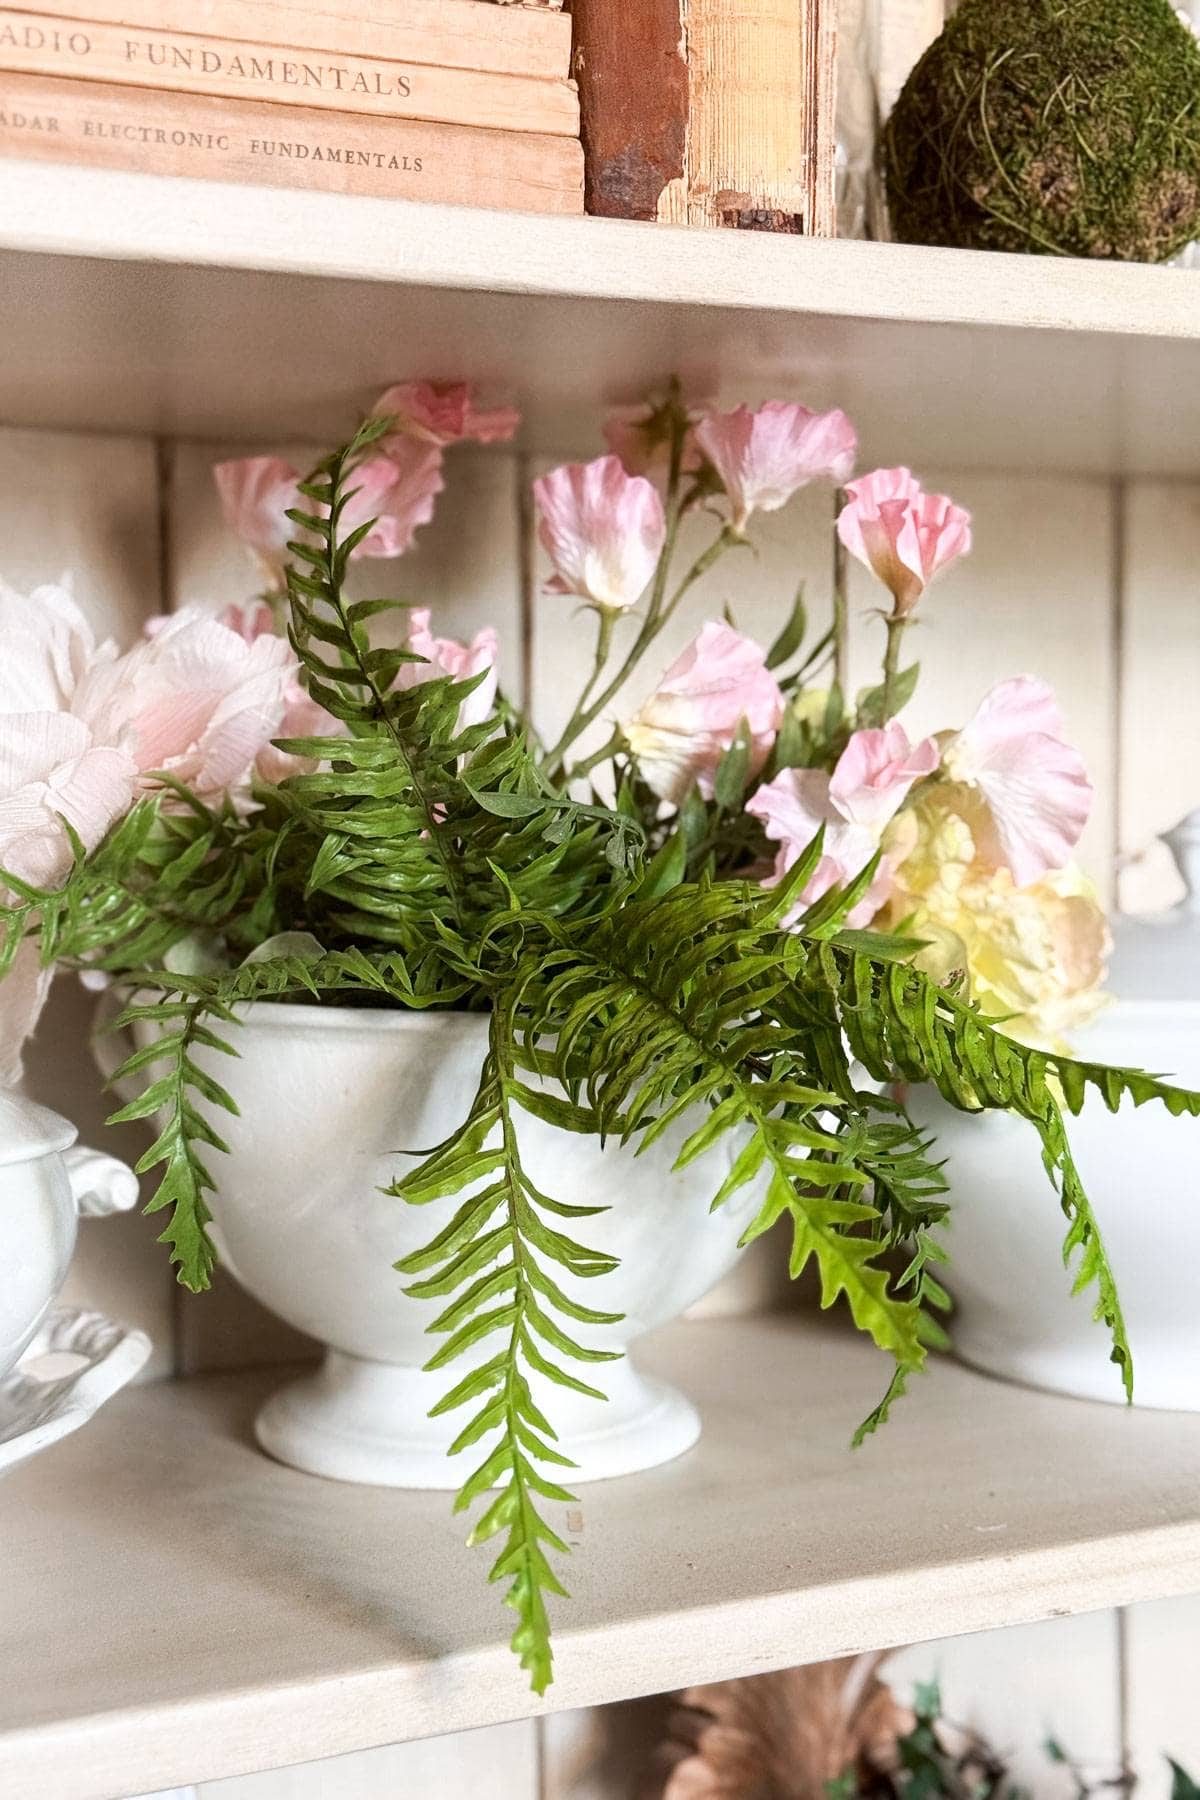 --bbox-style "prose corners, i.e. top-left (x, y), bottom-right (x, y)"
top-left (884, 0), bottom-right (1200, 261)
